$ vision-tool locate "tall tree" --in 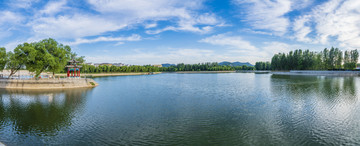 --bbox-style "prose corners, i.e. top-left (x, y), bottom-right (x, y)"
top-left (15, 39), bottom-right (72, 78)
top-left (335, 48), bottom-right (343, 69)
top-left (0, 47), bottom-right (7, 71)
top-left (6, 51), bottom-right (24, 78)
top-left (44, 39), bottom-right (72, 76)
top-left (71, 52), bottom-right (85, 63)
